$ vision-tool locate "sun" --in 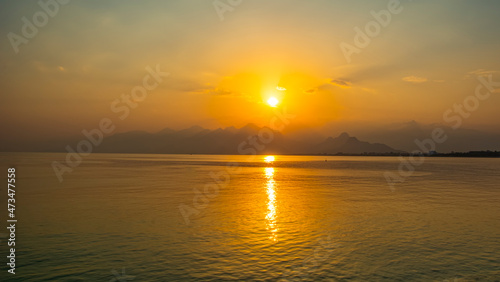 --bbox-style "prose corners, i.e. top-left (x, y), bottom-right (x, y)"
top-left (267, 97), bottom-right (279, 107)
